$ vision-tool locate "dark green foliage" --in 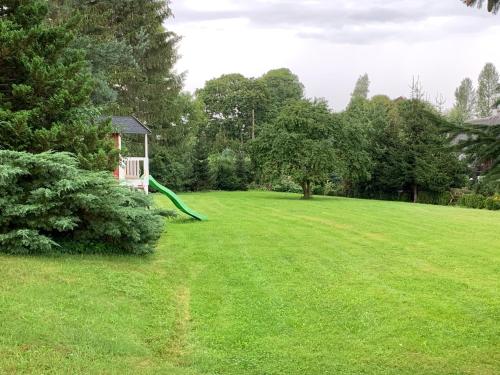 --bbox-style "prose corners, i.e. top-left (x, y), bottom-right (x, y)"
top-left (270, 176), bottom-right (303, 194)
top-left (258, 68), bottom-right (304, 121)
top-left (397, 99), bottom-right (467, 202)
top-left (211, 149), bottom-right (239, 191)
top-left (470, 178), bottom-right (499, 196)
top-left (458, 193), bottom-right (487, 209)
top-left (148, 93), bottom-right (205, 190)
top-left (0, 151), bottom-right (163, 255)
top-left (0, 0), bottom-right (117, 170)
top-left (190, 130), bottom-right (211, 191)
top-left (48, 0), bottom-right (182, 118)
top-left (449, 122), bottom-right (500, 184)
top-left (197, 74), bottom-right (270, 147)
top-left (234, 150), bottom-right (249, 191)
top-left (254, 99), bottom-right (337, 199)
top-left (48, 0), bottom-right (186, 185)
top-left (336, 98), bottom-right (375, 196)
top-left (416, 191), bottom-right (453, 205)
top-left (485, 195), bottom-right (500, 210)
top-left (150, 147), bottom-right (190, 191)
top-left (333, 97), bottom-right (466, 202)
